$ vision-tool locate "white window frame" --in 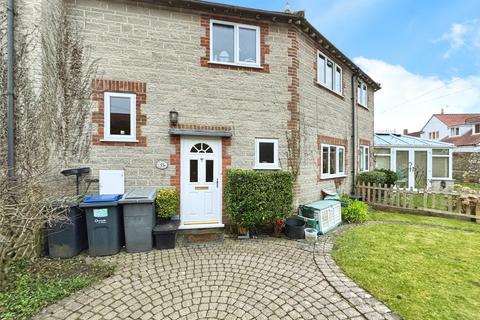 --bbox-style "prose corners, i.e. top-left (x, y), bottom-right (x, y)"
top-left (360, 145), bottom-right (370, 172)
top-left (103, 92), bottom-right (137, 142)
top-left (431, 149), bottom-right (451, 179)
top-left (317, 51), bottom-right (343, 95)
top-left (210, 20), bottom-right (261, 68)
top-left (450, 127), bottom-right (460, 136)
top-left (374, 148), bottom-right (392, 170)
top-left (358, 81), bottom-right (368, 108)
top-left (254, 138), bottom-right (280, 170)
top-left (474, 123), bottom-right (480, 135)
top-left (321, 144), bottom-right (346, 179)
